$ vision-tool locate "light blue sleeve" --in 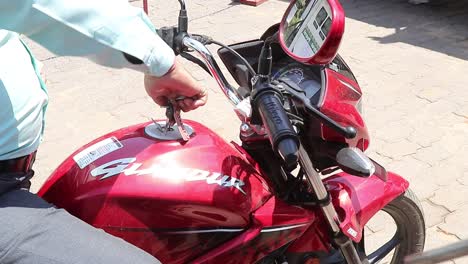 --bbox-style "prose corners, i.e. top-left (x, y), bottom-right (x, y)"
top-left (0, 0), bottom-right (175, 77)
